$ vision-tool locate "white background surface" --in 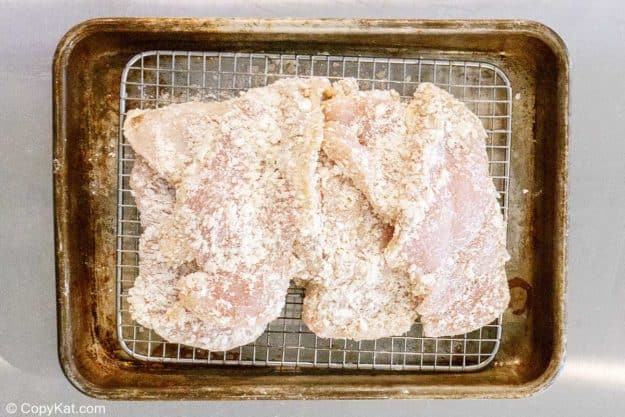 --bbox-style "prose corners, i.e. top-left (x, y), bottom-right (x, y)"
top-left (1, 1), bottom-right (624, 416)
